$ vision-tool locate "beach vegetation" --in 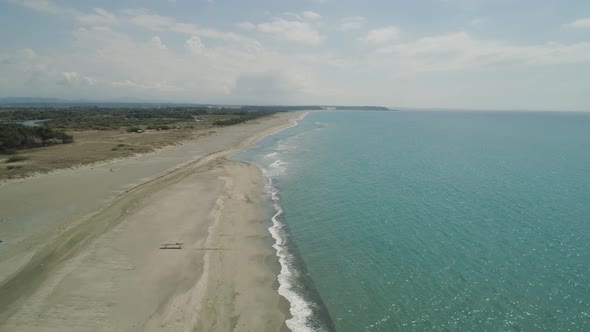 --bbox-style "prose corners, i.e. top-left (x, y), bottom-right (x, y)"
top-left (146, 124), bottom-right (171, 130)
top-left (212, 111), bottom-right (273, 126)
top-left (0, 104), bottom-right (289, 158)
top-left (0, 106), bottom-right (286, 131)
top-left (127, 126), bottom-right (143, 133)
top-left (5, 155), bottom-right (29, 163)
top-left (0, 124), bottom-right (73, 154)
